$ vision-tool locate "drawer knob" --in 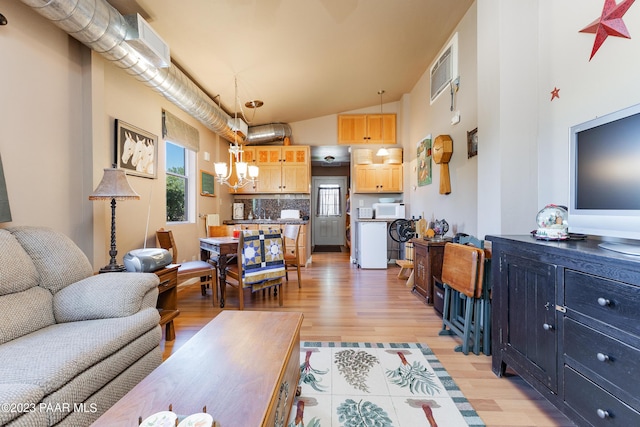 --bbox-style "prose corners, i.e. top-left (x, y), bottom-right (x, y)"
top-left (596, 409), bottom-right (610, 419)
top-left (597, 297), bottom-right (611, 307)
top-left (596, 352), bottom-right (610, 362)
top-left (543, 323), bottom-right (554, 331)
